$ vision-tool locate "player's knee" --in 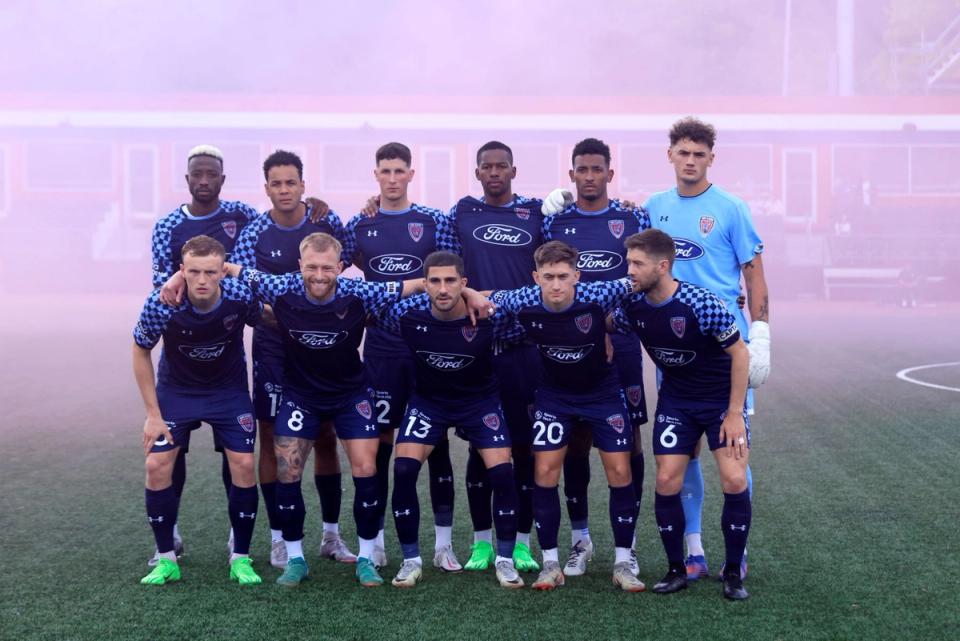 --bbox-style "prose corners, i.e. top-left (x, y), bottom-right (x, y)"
top-left (605, 461), bottom-right (632, 487)
top-left (534, 461), bottom-right (562, 486)
top-left (351, 459), bottom-right (377, 478)
top-left (145, 454), bottom-right (174, 486)
top-left (719, 471), bottom-right (748, 494)
top-left (231, 459), bottom-right (256, 487)
top-left (655, 470), bottom-right (683, 494)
